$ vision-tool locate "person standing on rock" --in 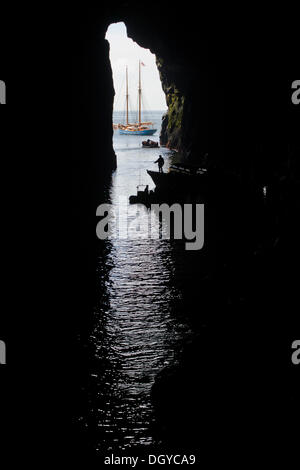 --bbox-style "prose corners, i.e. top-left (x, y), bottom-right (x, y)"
top-left (154, 155), bottom-right (165, 173)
